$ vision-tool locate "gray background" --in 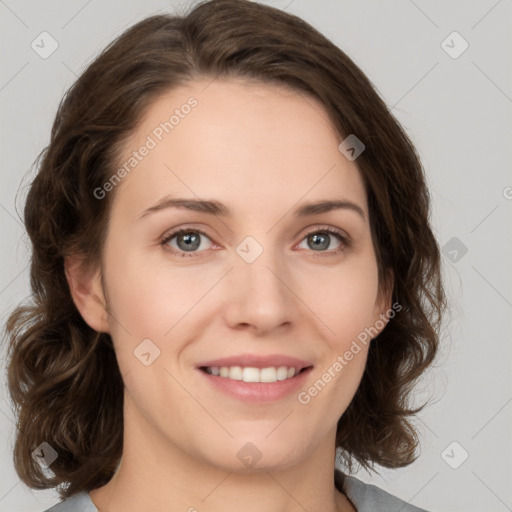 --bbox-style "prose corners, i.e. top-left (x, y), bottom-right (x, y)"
top-left (1, 0), bottom-right (511, 511)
